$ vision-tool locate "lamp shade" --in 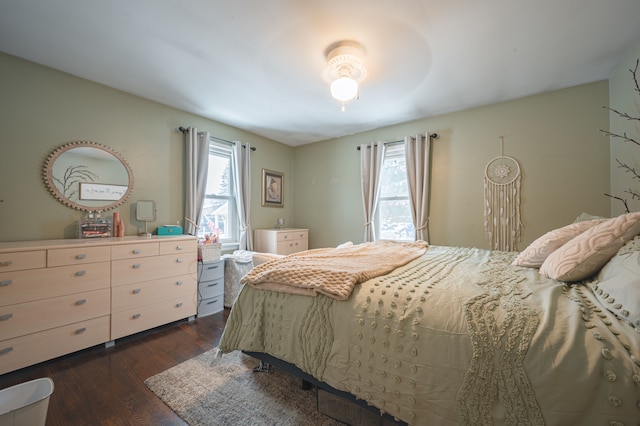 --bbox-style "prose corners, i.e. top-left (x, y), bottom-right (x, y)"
top-left (330, 76), bottom-right (358, 102)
